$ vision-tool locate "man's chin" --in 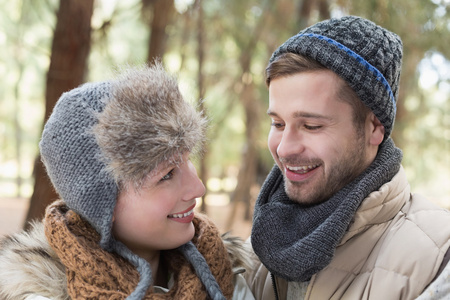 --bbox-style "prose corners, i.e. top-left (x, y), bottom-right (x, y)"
top-left (286, 189), bottom-right (317, 206)
top-left (285, 183), bottom-right (330, 206)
